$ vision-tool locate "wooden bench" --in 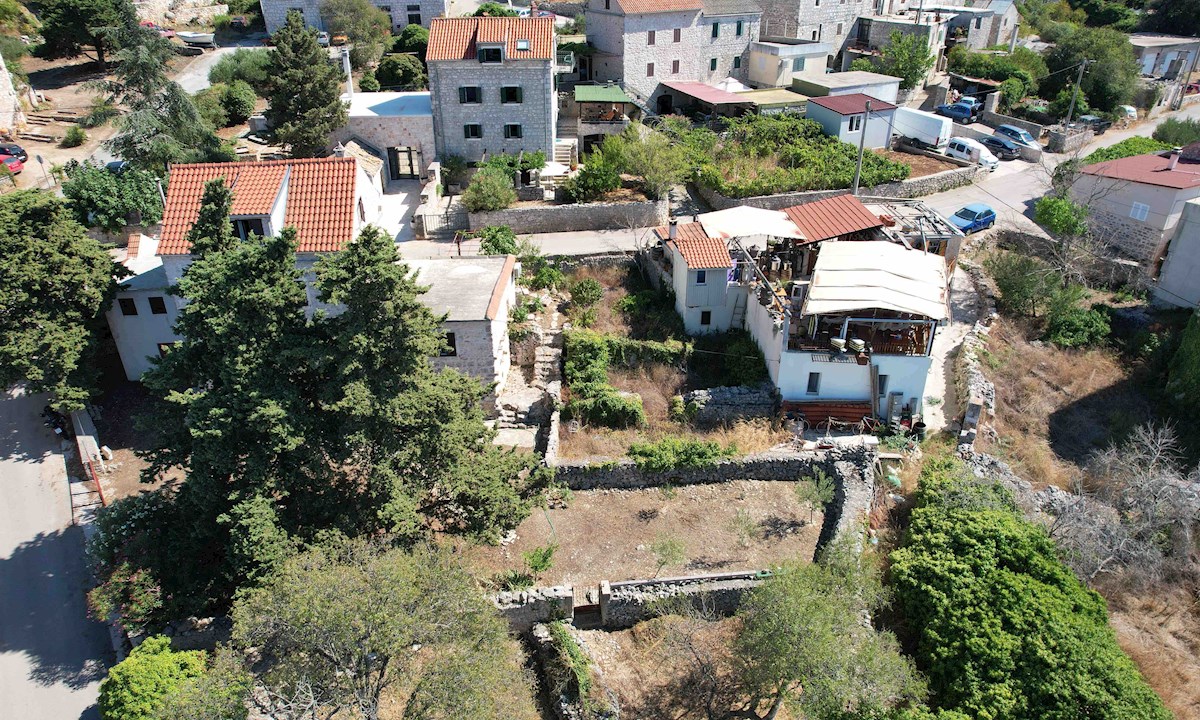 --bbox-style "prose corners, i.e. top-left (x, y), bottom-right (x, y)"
top-left (782, 401), bottom-right (875, 432)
